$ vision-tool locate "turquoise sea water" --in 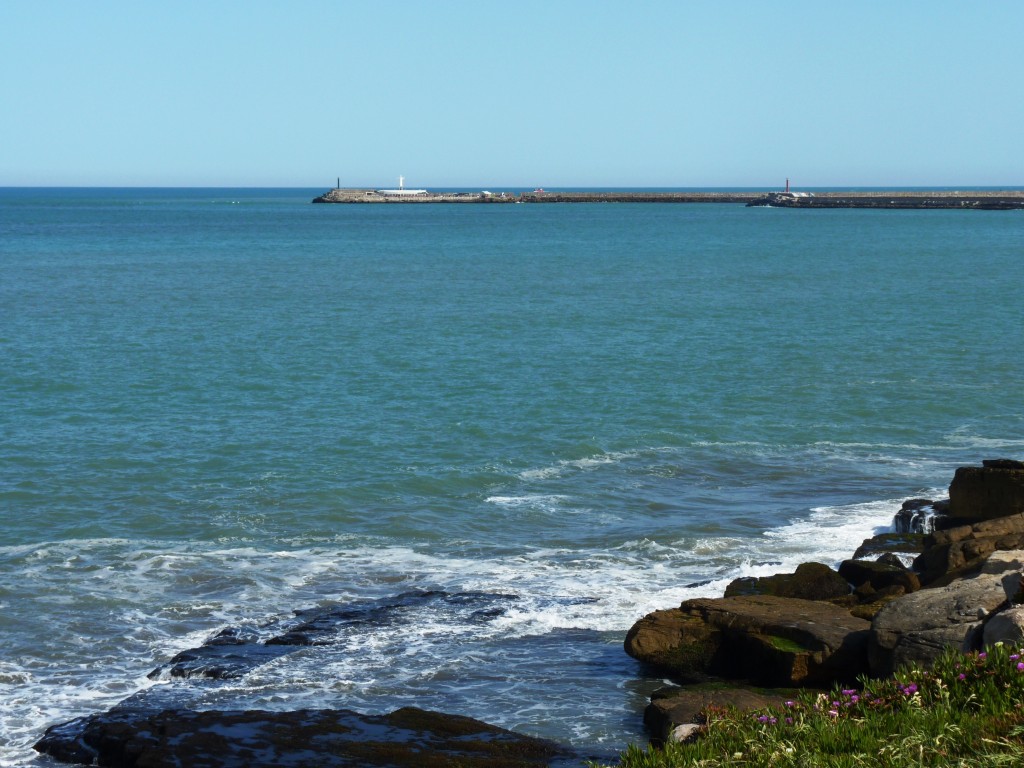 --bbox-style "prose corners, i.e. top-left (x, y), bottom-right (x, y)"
top-left (1, 188), bottom-right (1023, 764)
